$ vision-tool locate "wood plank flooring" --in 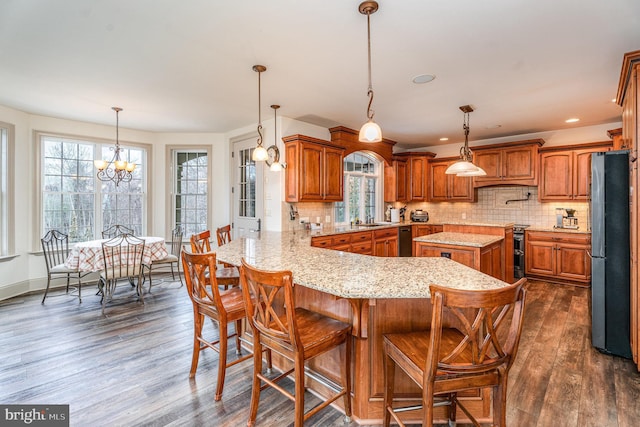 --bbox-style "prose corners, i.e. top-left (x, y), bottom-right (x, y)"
top-left (1, 277), bottom-right (639, 426)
